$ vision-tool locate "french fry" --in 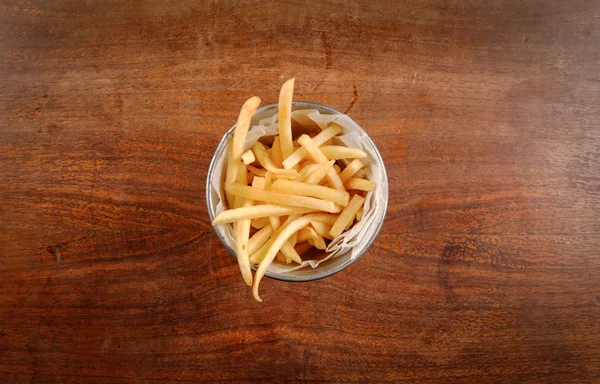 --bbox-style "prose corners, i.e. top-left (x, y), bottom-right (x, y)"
top-left (310, 221), bottom-right (334, 240)
top-left (297, 163), bottom-right (321, 182)
top-left (278, 78), bottom-right (295, 160)
top-left (226, 96), bottom-right (261, 184)
top-left (356, 206), bottom-right (364, 221)
top-left (253, 213), bottom-right (335, 301)
top-left (329, 194), bottom-right (365, 238)
top-left (303, 160), bottom-right (334, 185)
top-left (212, 204), bottom-right (317, 225)
top-left (241, 149), bottom-right (256, 165)
top-left (282, 125), bottom-right (342, 168)
top-left (275, 252), bottom-right (286, 263)
top-left (252, 176), bottom-right (265, 190)
top-left (339, 159), bottom-right (363, 183)
top-left (297, 227), bottom-right (327, 250)
top-left (235, 199), bottom-right (254, 286)
top-left (271, 136), bottom-right (283, 168)
top-left (234, 162), bottom-right (248, 209)
top-left (297, 134), bottom-right (329, 163)
top-left (333, 164), bottom-right (341, 173)
top-left (252, 142), bottom-right (299, 178)
top-left (264, 172), bottom-right (272, 190)
top-left (225, 183), bottom-right (340, 213)
top-left (345, 177), bottom-right (376, 192)
top-left (319, 146), bottom-right (367, 160)
top-left (271, 179), bottom-right (350, 207)
top-left (269, 215), bottom-right (280, 231)
top-left (280, 242), bottom-right (302, 264)
top-left (251, 216), bottom-right (270, 229)
top-left (247, 164), bottom-right (267, 177)
top-left (249, 214), bottom-right (300, 264)
top-left (247, 225), bottom-right (273, 255)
